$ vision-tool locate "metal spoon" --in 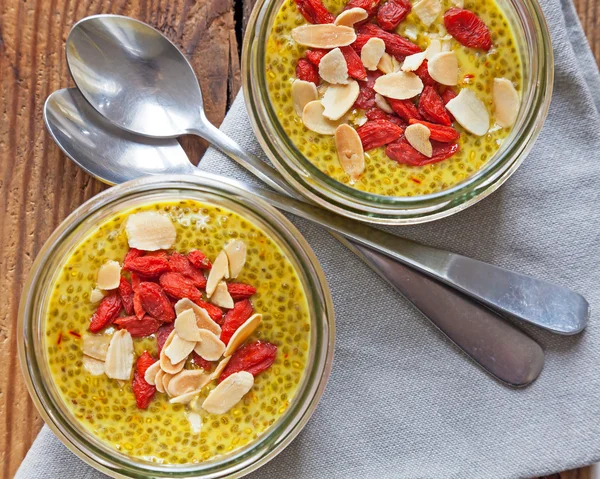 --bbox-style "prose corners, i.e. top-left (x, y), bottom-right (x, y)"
top-left (44, 87), bottom-right (545, 386)
top-left (65, 14), bottom-right (590, 336)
